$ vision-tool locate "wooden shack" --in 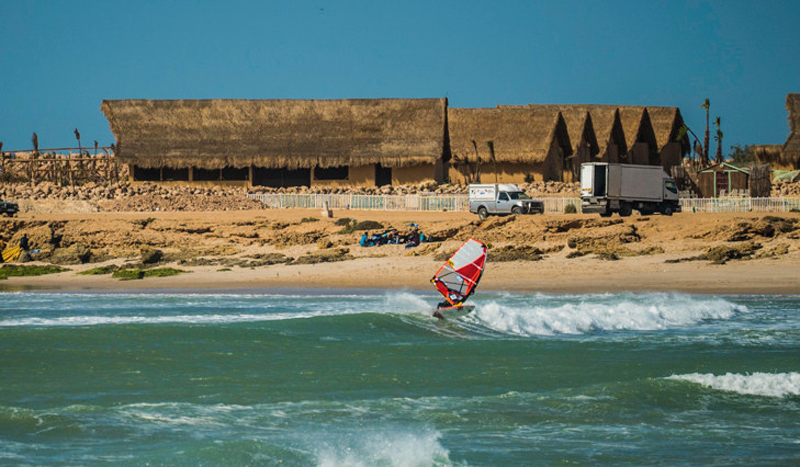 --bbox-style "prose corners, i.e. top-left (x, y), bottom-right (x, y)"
top-left (101, 98), bottom-right (449, 188)
top-left (698, 162), bottom-right (750, 197)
